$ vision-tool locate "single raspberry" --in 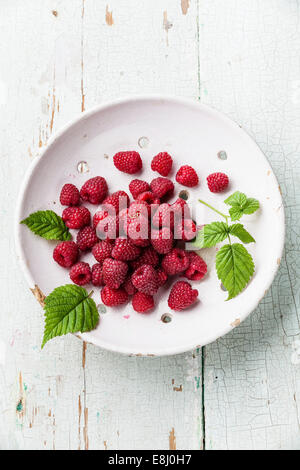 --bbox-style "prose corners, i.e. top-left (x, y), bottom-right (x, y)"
top-left (91, 264), bottom-right (104, 286)
top-left (207, 172), bottom-right (229, 193)
top-left (128, 201), bottom-right (150, 219)
top-left (157, 267), bottom-right (168, 286)
top-left (103, 191), bottom-right (130, 214)
top-left (176, 165), bottom-right (199, 187)
top-left (171, 198), bottom-right (191, 220)
top-left (69, 262), bottom-right (92, 286)
top-left (129, 179), bottom-right (150, 199)
top-left (184, 252), bottom-right (207, 281)
top-left (132, 292), bottom-right (154, 313)
top-left (152, 204), bottom-right (174, 229)
top-left (95, 213), bottom-right (119, 240)
top-left (53, 241), bottom-right (79, 268)
top-left (76, 226), bottom-right (98, 251)
top-left (174, 219), bottom-right (197, 241)
top-left (151, 152), bottom-right (173, 177)
top-left (102, 258), bottom-right (128, 289)
top-left (161, 248), bottom-right (190, 275)
top-left (132, 264), bottom-right (159, 295)
top-left (136, 191), bottom-right (160, 206)
top-left (111, 237), bottom-right (141, 261)
top-left (92, 240), bottom-right (113, 264)
top-left (131, 246), bottom-right (159, 270)
top-left (93, 210), bottom-right (108, 229)
top-left (62, 206), bottom-right (90, 229)
top-left (101, 286), bottom-right (128, 306)
top-left (80, 176), bottom-right (108, 204)
top-left (150, 178), bottom-right (174, 199)
top-left (113, 151), bottom-right (142, 174)
top-left (60, 184), bottom-right (80, 206)
top-left (151, 227), bottom-right (174, 254)
top-left (168, 281), bottom-right (199, 311)
top-left (123, 276), bottom-right (137, 295)
top-left (127, 216), bottom-right (150, 247)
